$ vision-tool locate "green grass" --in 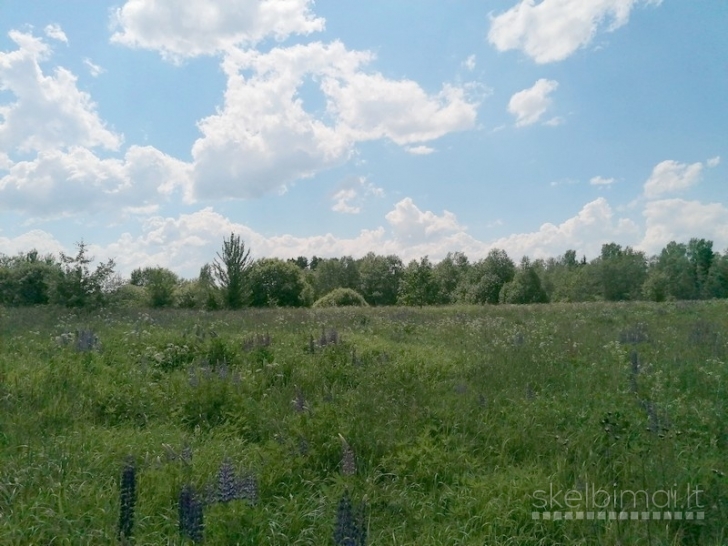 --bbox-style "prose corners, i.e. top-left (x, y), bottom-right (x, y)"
top-left (0, 302), bottom-right (727, 544)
